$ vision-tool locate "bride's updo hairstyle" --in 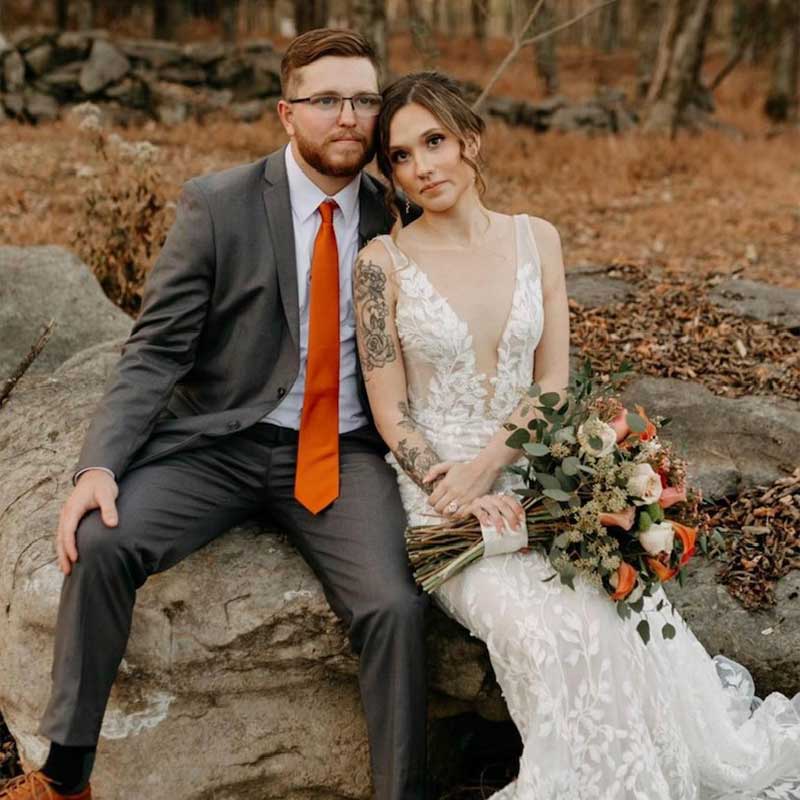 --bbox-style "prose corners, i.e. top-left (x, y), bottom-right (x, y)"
top-left (376, 71), bottom-right (487, 216)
